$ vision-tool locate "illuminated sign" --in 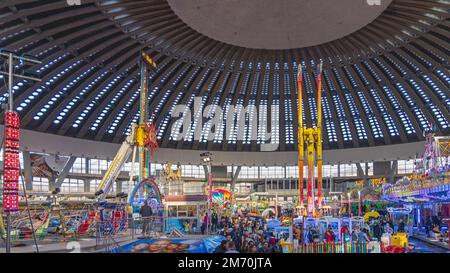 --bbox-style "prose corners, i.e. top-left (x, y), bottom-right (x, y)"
top-left (3, 111), bottom-right (20, 214)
